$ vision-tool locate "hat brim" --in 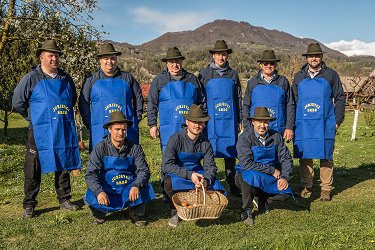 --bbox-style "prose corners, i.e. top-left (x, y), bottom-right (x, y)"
top-left (257, 59), bottom-right (280, 63)
top-left (103, 120), bottom-right (133, 129)
top-left (161, 56), bottom-right (185, 62)
top-left (36, 49), bottom-right (63, 57)
top-left (97, 51), bottom-right (122, 58)
top-left (209, 49), bottom-right (232, 54)
top-left (302, 51), bottom-right (326, 56)
top-left (183, 114), bottom-right (211, 122)
top-left (249, 116), bottom-right (276, 121)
